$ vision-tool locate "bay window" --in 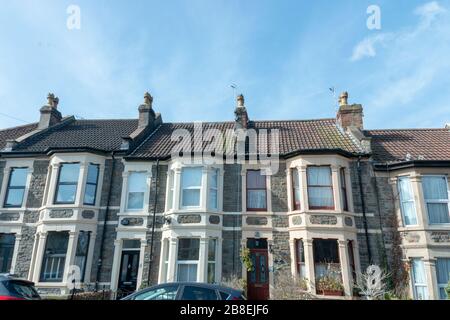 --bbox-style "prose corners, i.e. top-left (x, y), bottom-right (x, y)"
top-left (167, 171), bottom-right (174, 210)
top-left (181, 167), bottom-right (202, 207)
top-left (4, 167), bottom-right (28, 207)
top-left (127, 172), bottom-right (147, 210)
top-left (74, 231), bottom-right (90, 282)
top-left (340, 168), bottom-right (348, 211)
top-left (246, 170), bottom-right (267, 211)
top-left (411, 258), bottom-right (428, 300)
top-left (398, 176), bottom-right (418, 226)
top-left (54, 163), bottom-right (80, 204)
top-left (207, 238), bottom-right (217, 283)
top-left (295, 239), bottom-right (306, 278)
top-left (436, 258), bottom-right (450, 299)
top-left (0, 234), bottom-right (15, 273)
top-left (177, 238), bottom-right (200, 282)
top-left (307, 166), bottom-right (334, 210)
top-left (313, 239), bottom-right (340, 279)
top-left (291, 169), bottom-right (301, 211)
top-left (422, 176), bottom-right (449, 224)
top-left (40, 231), bottom-right (69, 282)
top-left (83, 164), bottom-right (99, 205)
top-left (208, 169), bottom-right (219, 210)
